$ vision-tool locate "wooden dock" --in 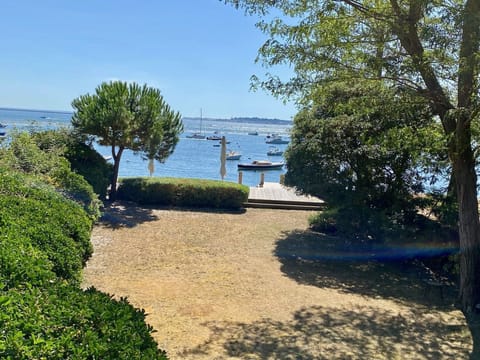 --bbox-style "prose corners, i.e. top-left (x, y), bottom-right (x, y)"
top-left (246, 182), bottom-right (326, 210)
